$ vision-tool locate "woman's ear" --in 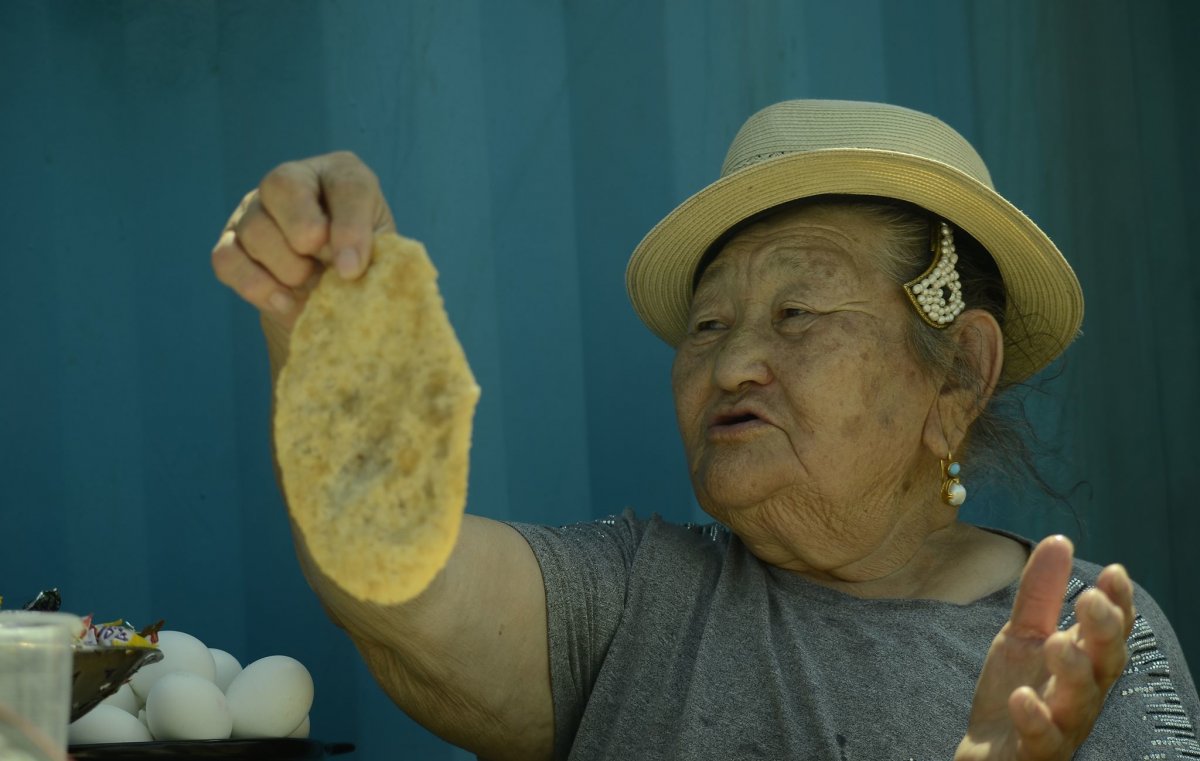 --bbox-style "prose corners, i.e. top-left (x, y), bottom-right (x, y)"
top-left (921, 308), bottom-right (1004, 457)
